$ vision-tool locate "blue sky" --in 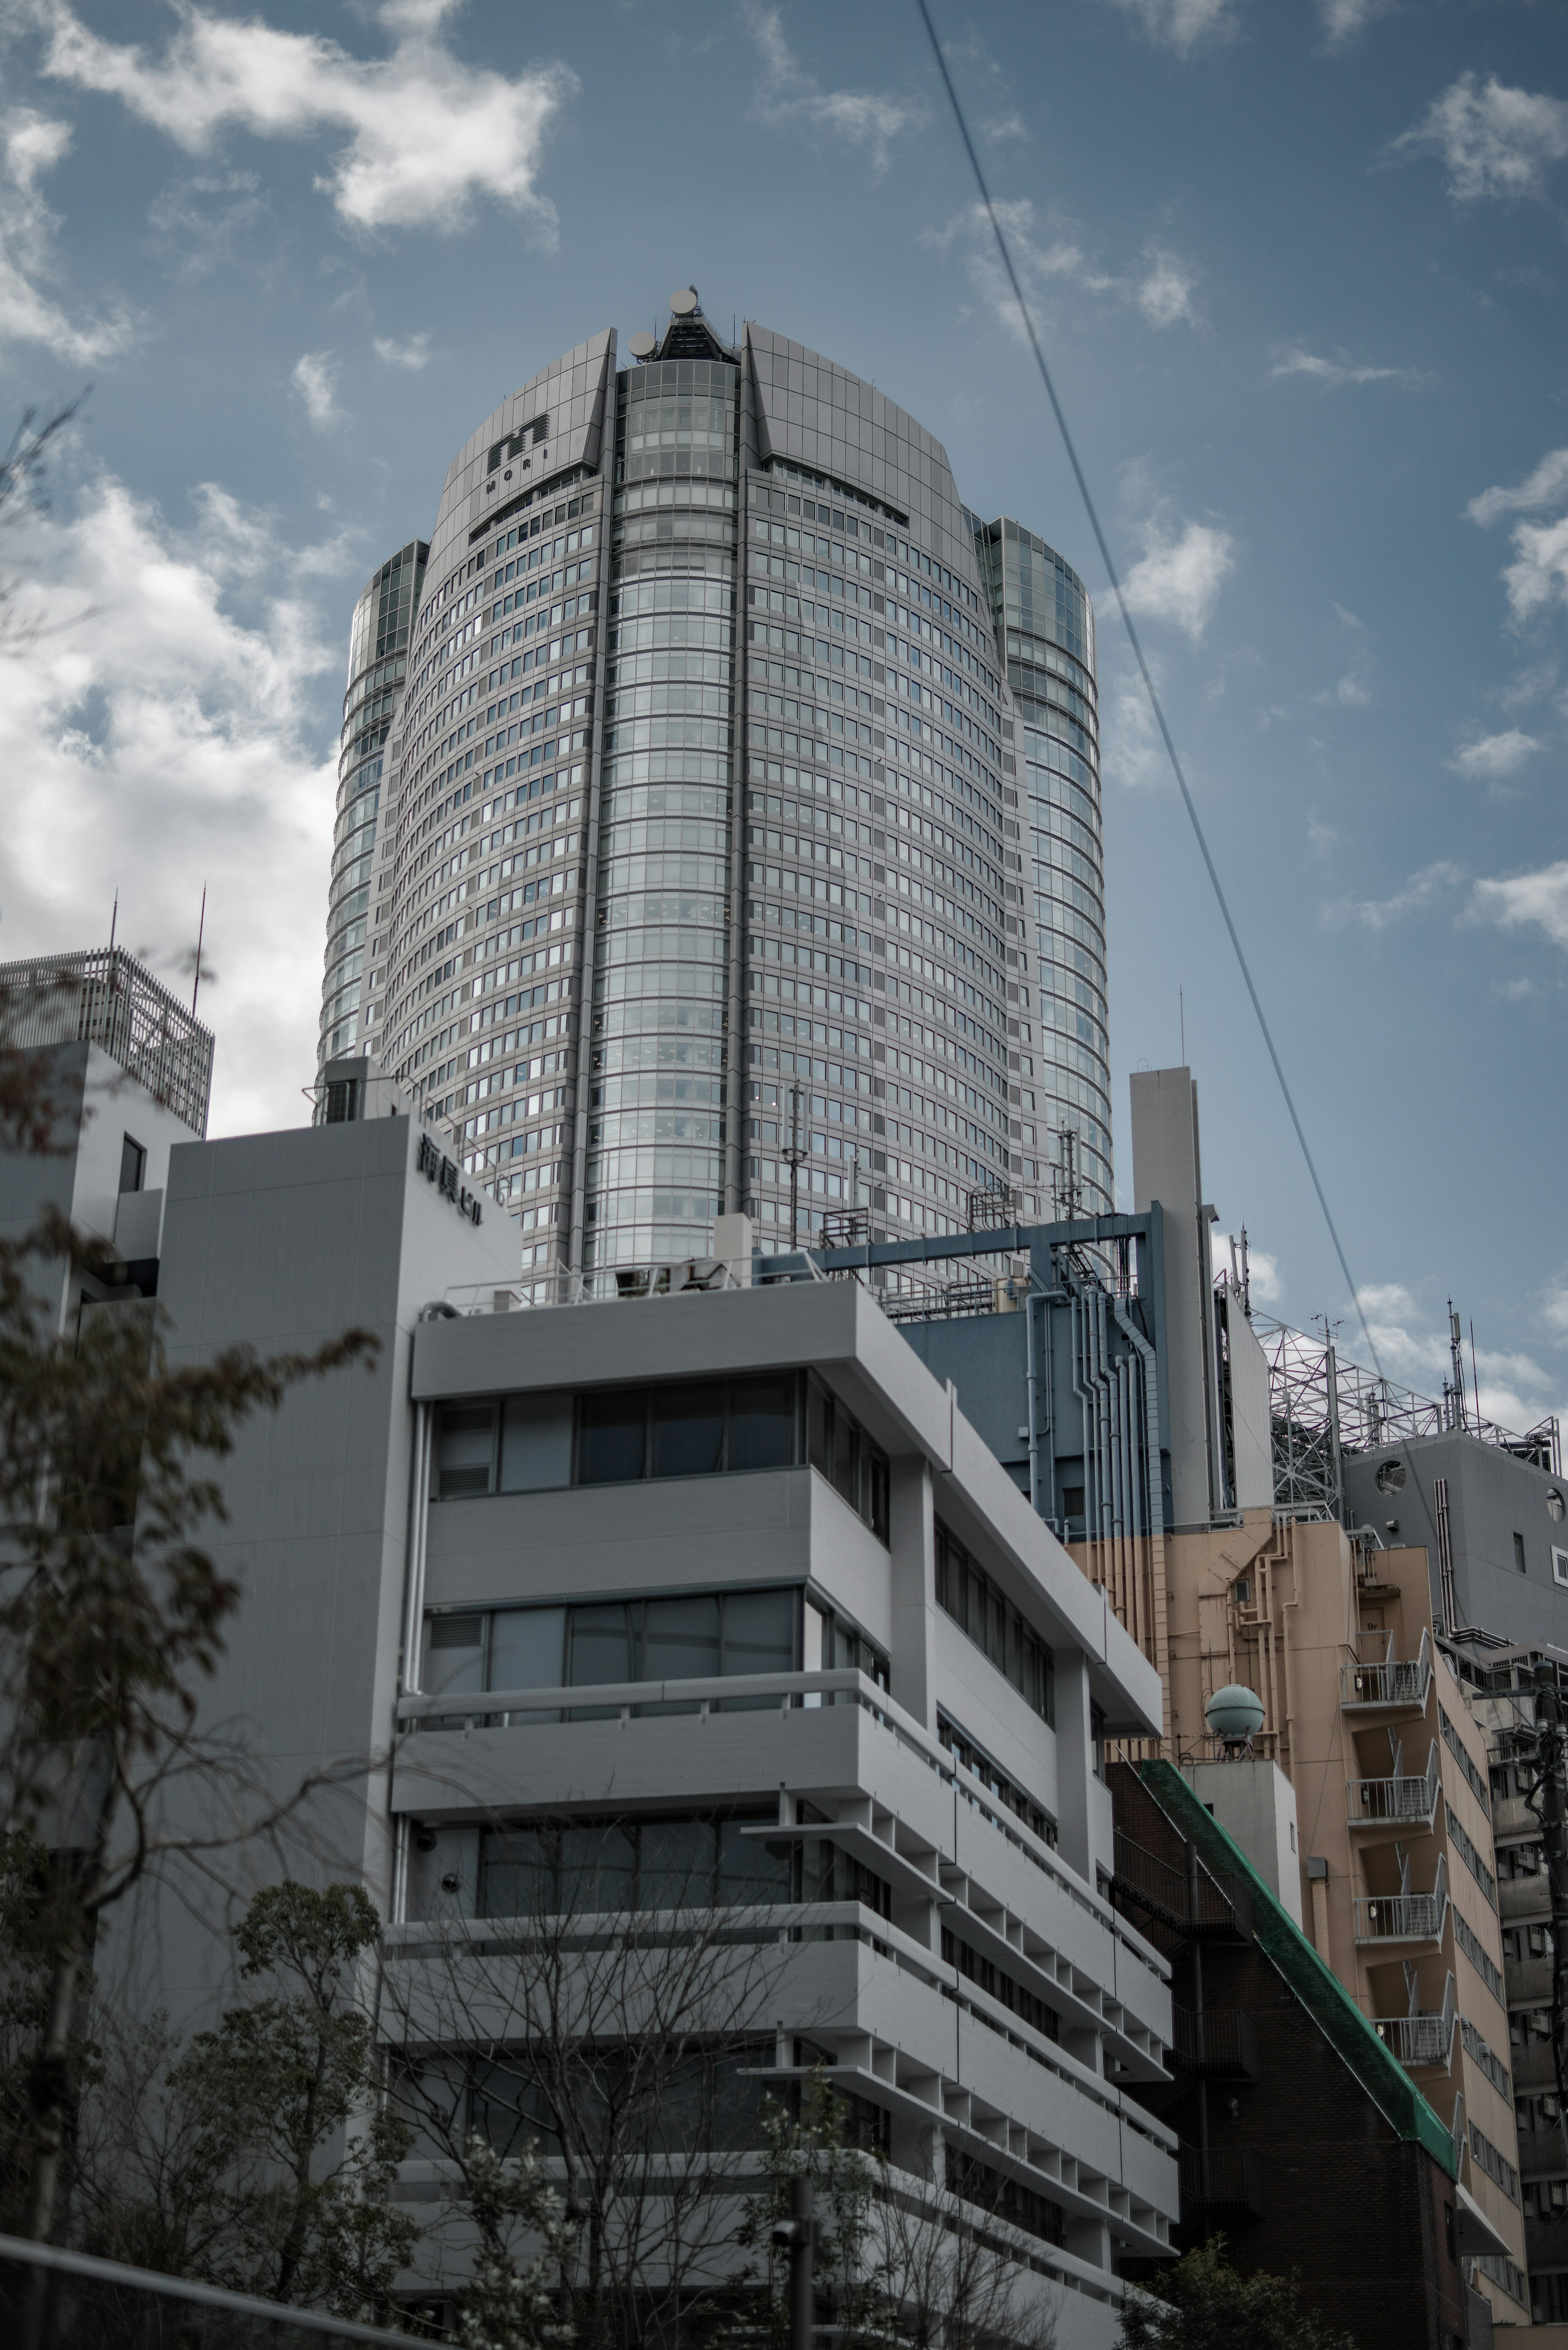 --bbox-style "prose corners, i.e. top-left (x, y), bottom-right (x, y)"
top-left (1, 0), bottom-right (1566, 1427)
